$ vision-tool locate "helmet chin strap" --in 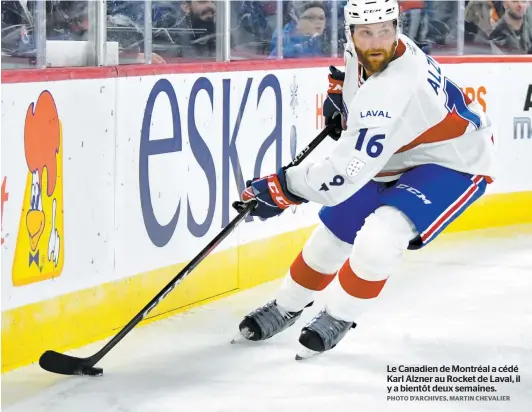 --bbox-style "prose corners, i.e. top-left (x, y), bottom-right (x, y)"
top-left (344, 24), bottom-right (354, 50)
top-left (392, 38), bottom-right (399, 56)
top-left (385, 18), bottom-right (401, 56)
